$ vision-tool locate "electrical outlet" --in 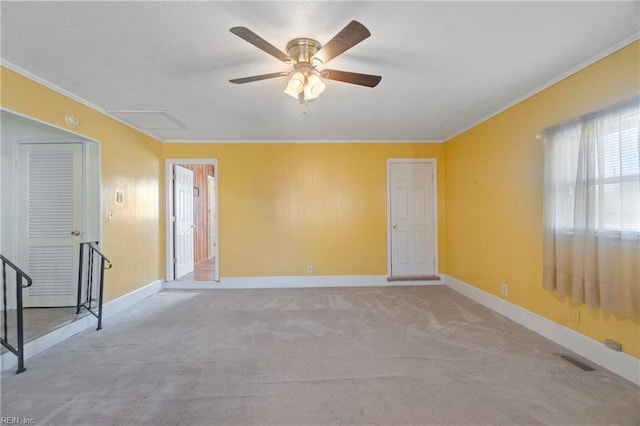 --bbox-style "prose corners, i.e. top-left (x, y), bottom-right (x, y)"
top-left (570, 308), bottom-right (581, 323)
top-left (307, 265), bottom-right (313, 273)
top-left (500, 283), bottom-right (508, 296)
